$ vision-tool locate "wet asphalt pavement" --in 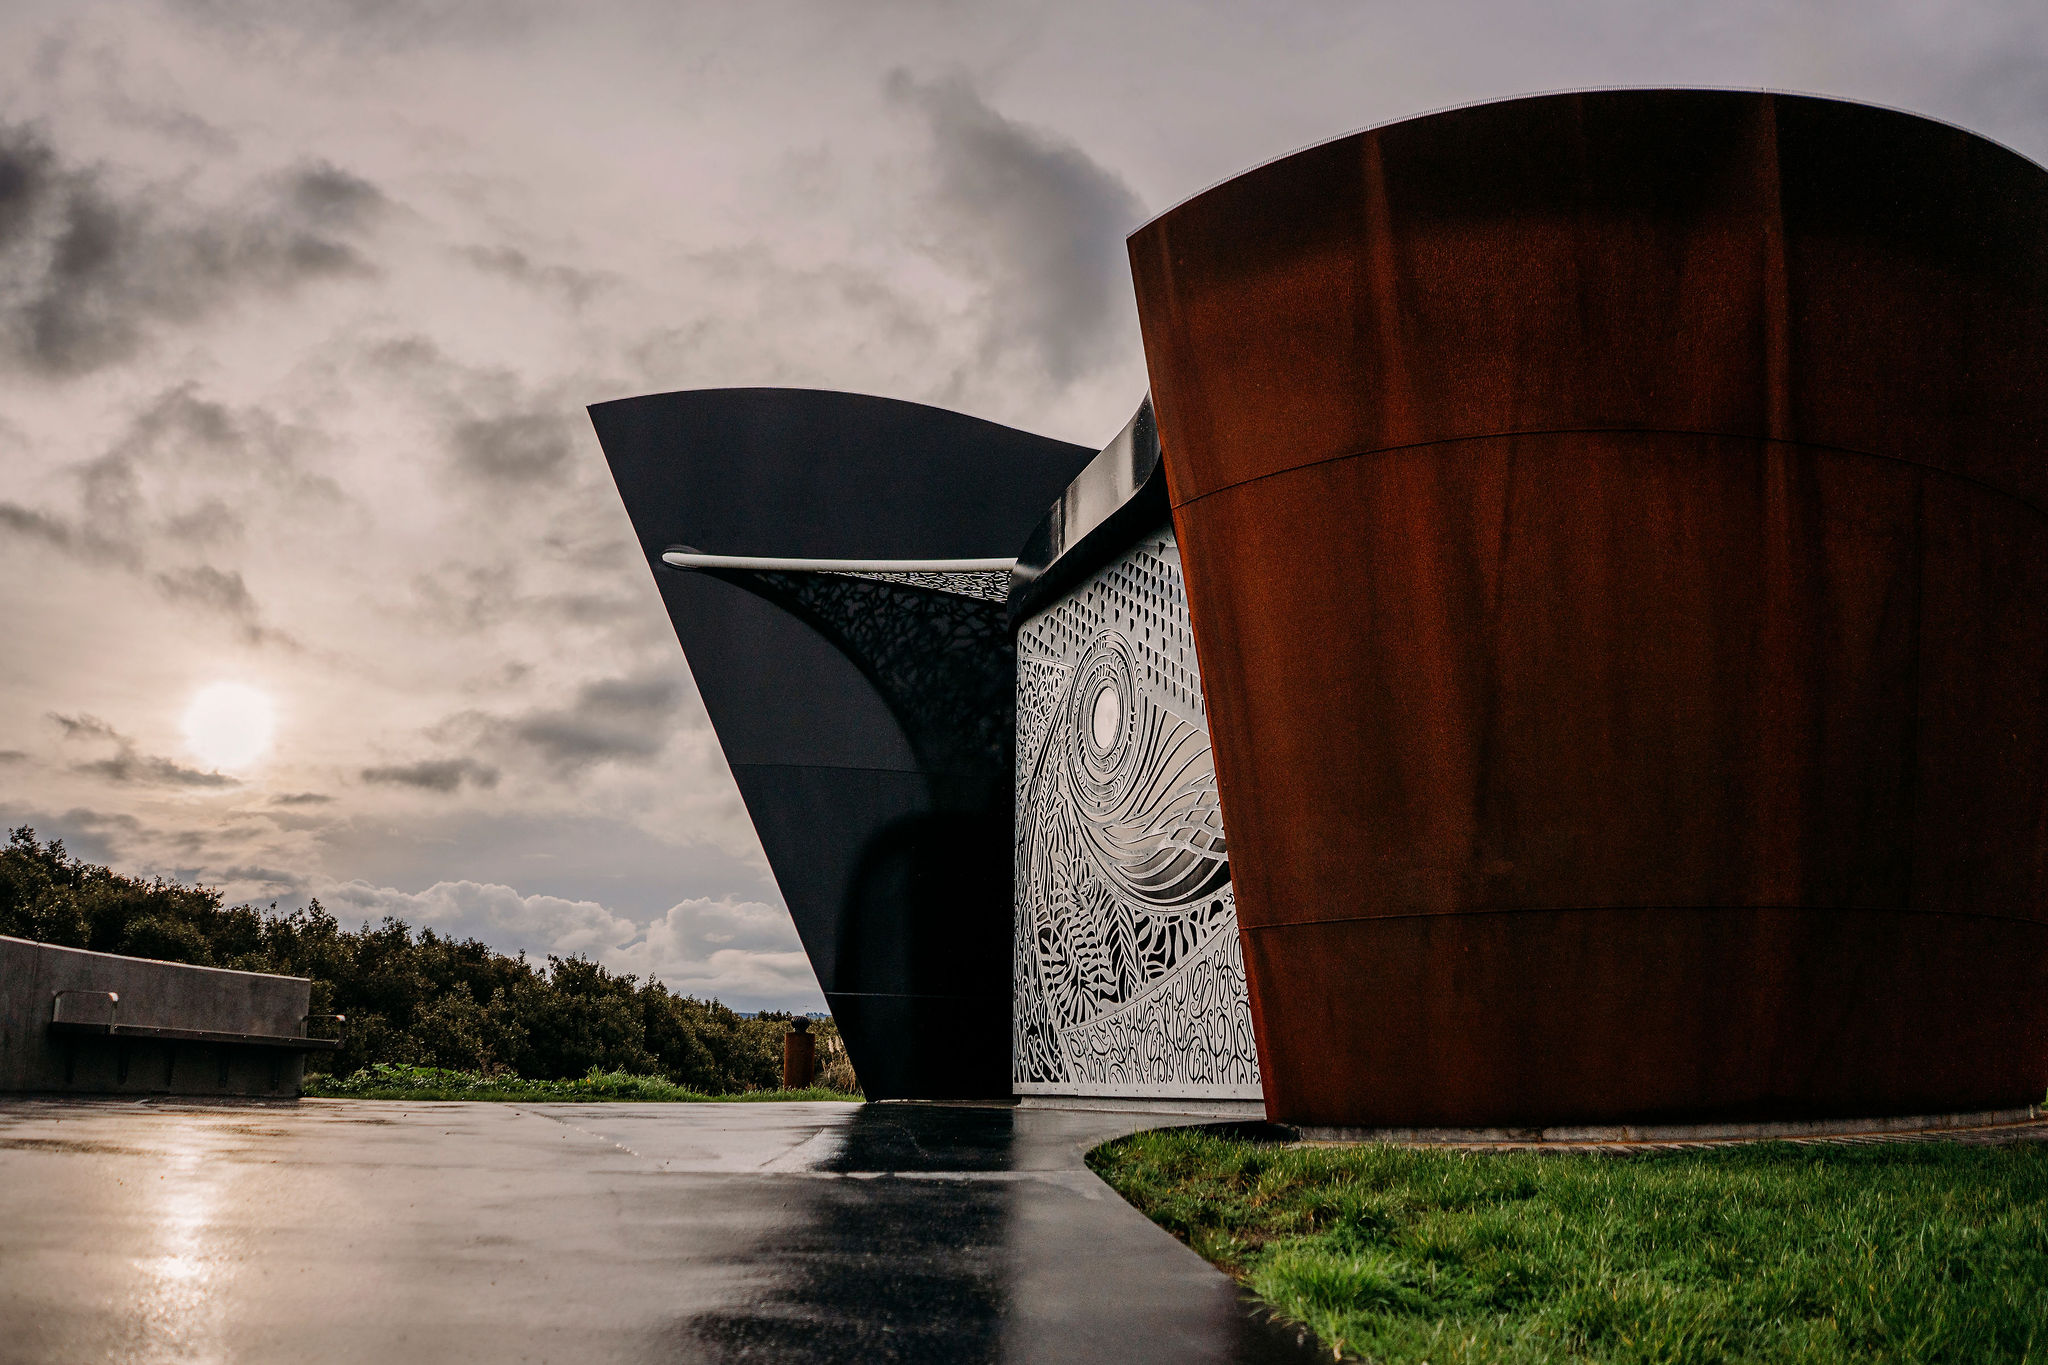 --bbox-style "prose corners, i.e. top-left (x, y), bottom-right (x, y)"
top-left (0, 1098), bottom-right (1322, 1364)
